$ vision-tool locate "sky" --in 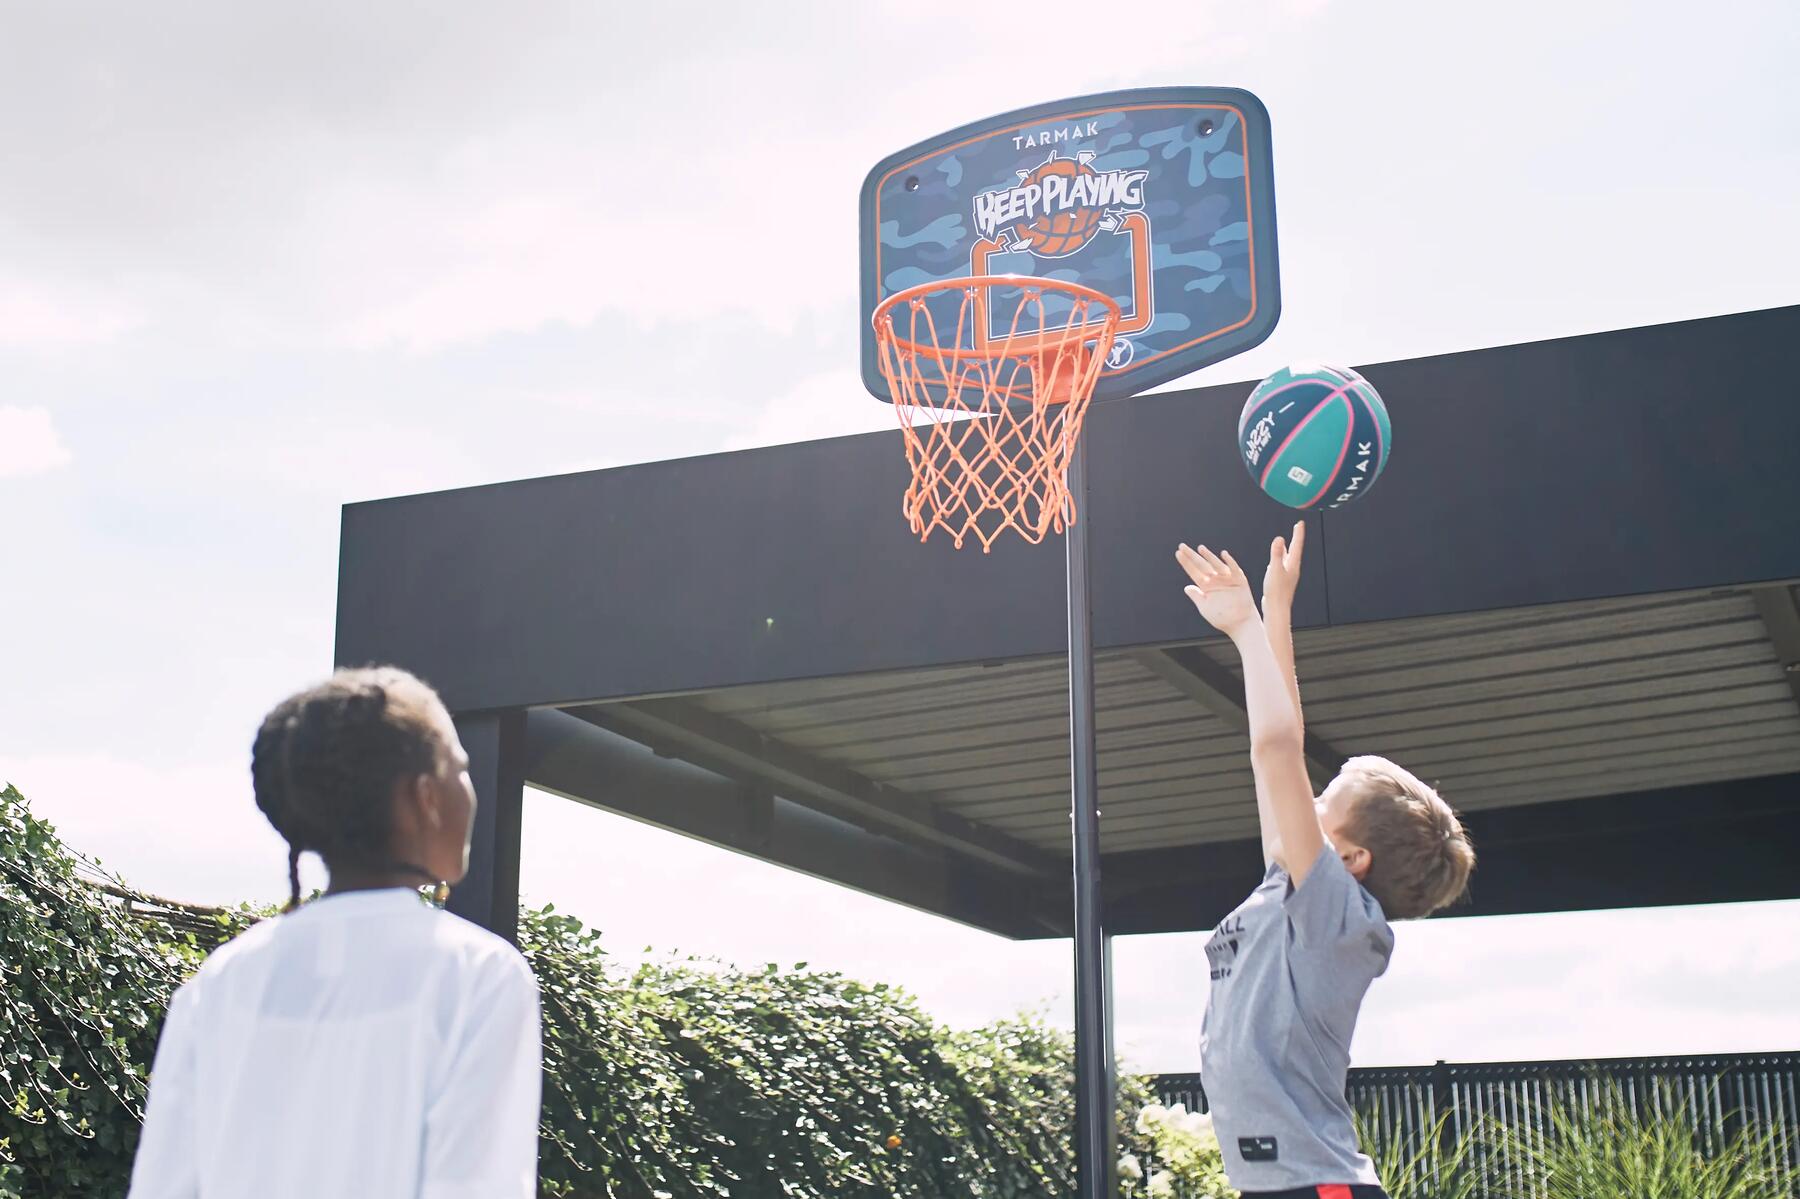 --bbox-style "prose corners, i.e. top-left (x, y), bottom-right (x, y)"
top-left (3, 0), bottom-right (1799, 1072)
